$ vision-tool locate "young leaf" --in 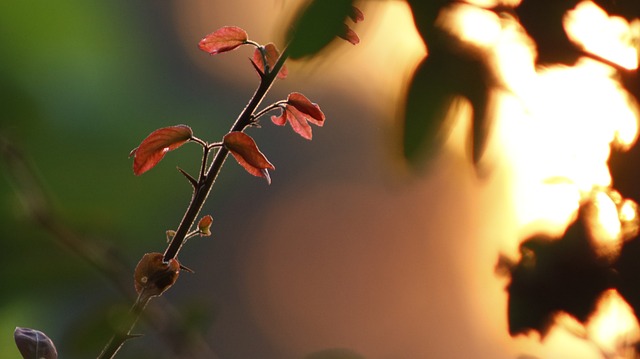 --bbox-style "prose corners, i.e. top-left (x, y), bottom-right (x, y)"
top-left (349, 6), bottom-right (365, 23)
top-left (198, 26), bottom-right (249, 55)
top-left (130, 125), bottom-right (193, 176)
top-left (198, 215), bottom-right (213, 236)
top-left (338, 24), bottom-right (360, 45)
top-left (223, 132), bottom-right (275, 184)
top-left (252, 43), bottom-right (288, 79)
top-left (271, 93), bottom-right (325, 140)
top-left (14, 327), bottom-right (58, 359)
